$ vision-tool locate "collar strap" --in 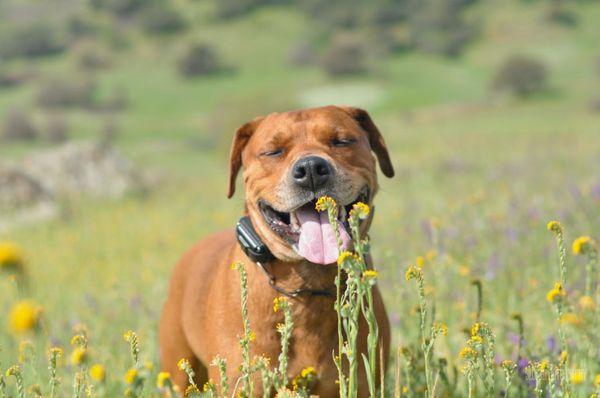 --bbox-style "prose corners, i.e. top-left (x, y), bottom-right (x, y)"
top-left (235, 216), bottom-right (335, 299)
top-left (255, 261), bottom-right (336, 299)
